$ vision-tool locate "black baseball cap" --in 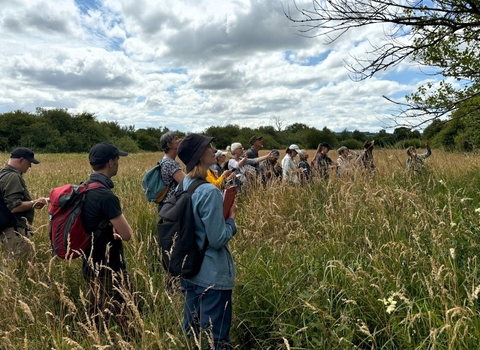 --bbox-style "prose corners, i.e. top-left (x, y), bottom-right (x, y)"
top-left (10, 147), bottom-right (40, 164)
top-left (89, 142), bottom-right (128, 165)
